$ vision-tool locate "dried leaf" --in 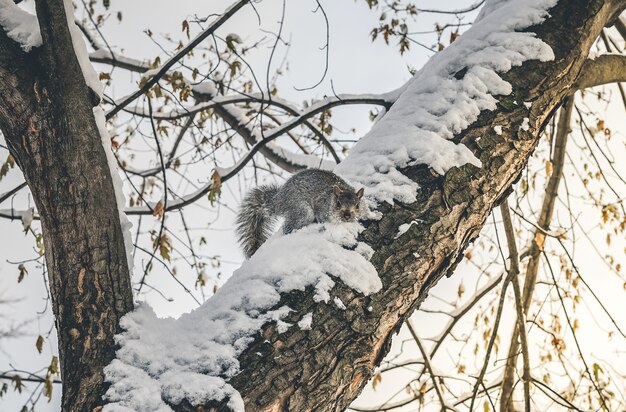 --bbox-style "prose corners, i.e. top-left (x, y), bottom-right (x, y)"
top-left (592, 363), bottom-right (603, 382)
top-left (48, 356), bottom-right (59, 375)
top-left (208, 170), bottom-right (222, 206)
top-left (43, 376), bottom-right (53, 402)
top-left (18, 264), bottom-right (28, 283)
top-left (36, 335), bottom-right (44, 354)
top-left (596, 119), bottom-right (604, 132)
top-left (371, 372), bottom-right (382, 390)
top-left (182, 20), bottom-right (190, 39)
top-left (534, 232), bottom-right (545, 251)
top-left (157, 234), bottom-right (172, 261)
top-left (12, 375), bottom-right (23, 393)
top-left (0, 154), bottom-right (15, 181)
top-left (153, 200), bottom-right (164, 219)
top-left (545, 160), bottom-right (553, 177)
top-left (225, 33), bottom-right (242, 52)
